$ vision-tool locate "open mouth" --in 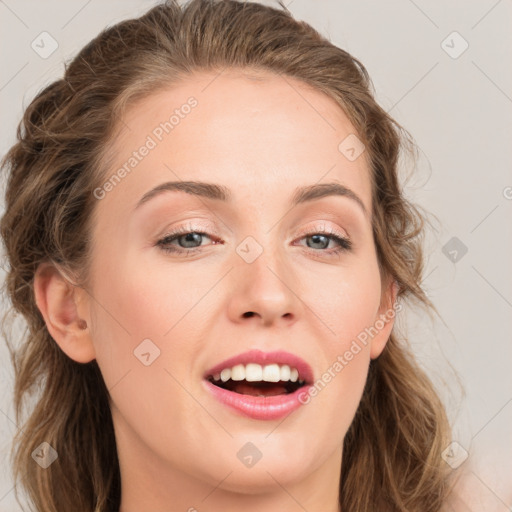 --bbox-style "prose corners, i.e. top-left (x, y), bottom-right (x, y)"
top-left (203, 352), bottom-right (314, 403)
top-left (206, 376), bottom-right (306, 397)
top-left (203, 354), bottom-right (314, 420)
